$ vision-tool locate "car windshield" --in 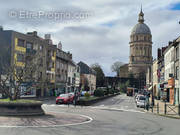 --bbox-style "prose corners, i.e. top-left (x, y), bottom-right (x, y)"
top-left (59, 94), bottom-right (69, 98)
top-left (139, 96), bottom-right (145, 100)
